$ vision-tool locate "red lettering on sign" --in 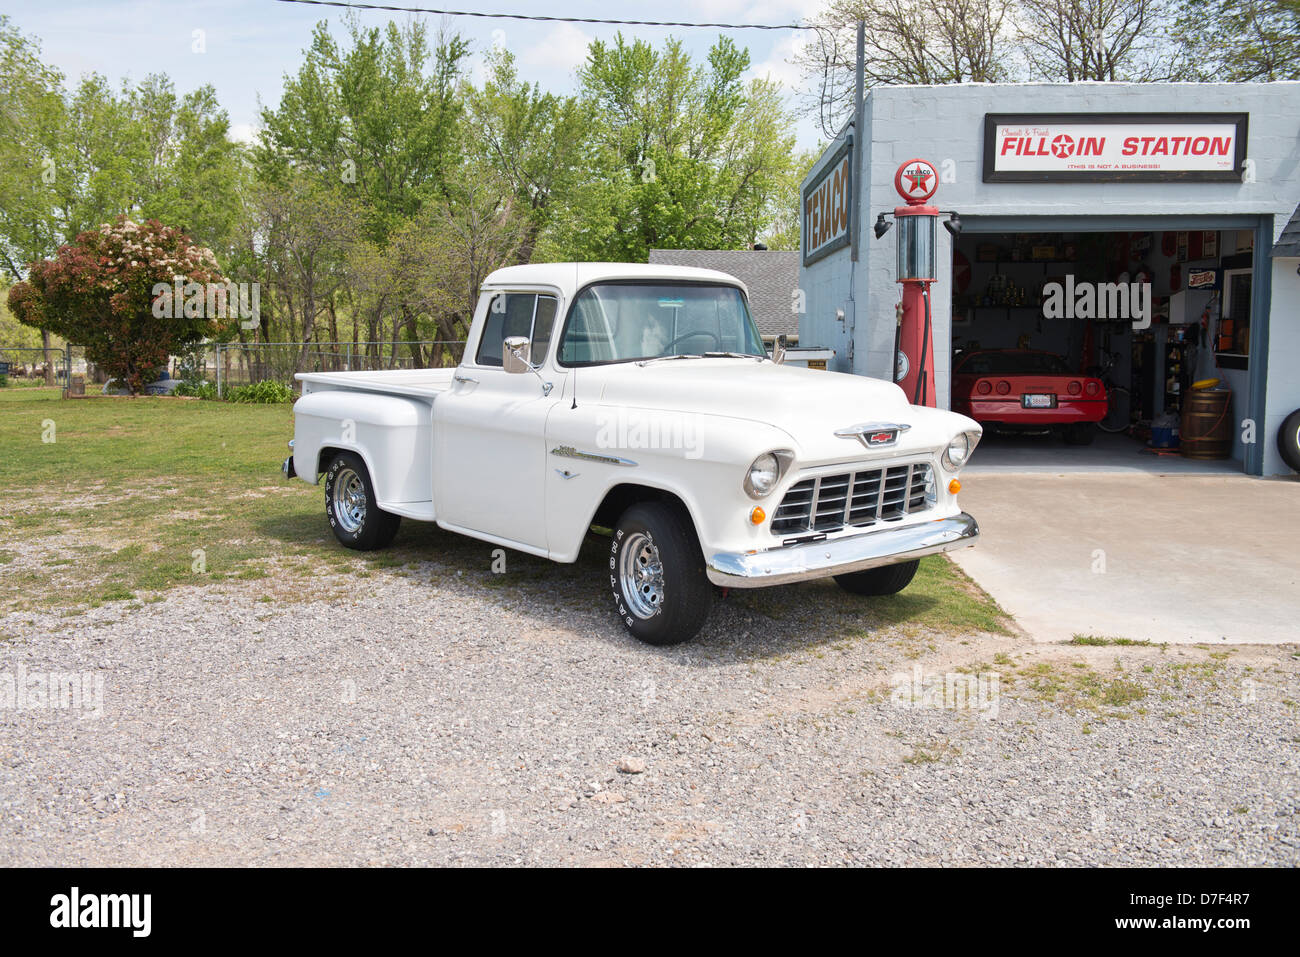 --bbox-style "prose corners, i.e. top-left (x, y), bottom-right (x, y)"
top-left (1122, 136), bottom-right (1138, 156)
top-left (1211, 136), bottom-right (1231, 155)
